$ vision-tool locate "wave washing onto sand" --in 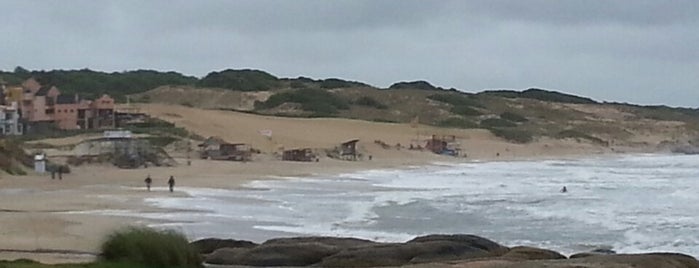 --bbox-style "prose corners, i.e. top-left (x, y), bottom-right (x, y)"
top-left (102, 154), bottom-right (699, 256)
